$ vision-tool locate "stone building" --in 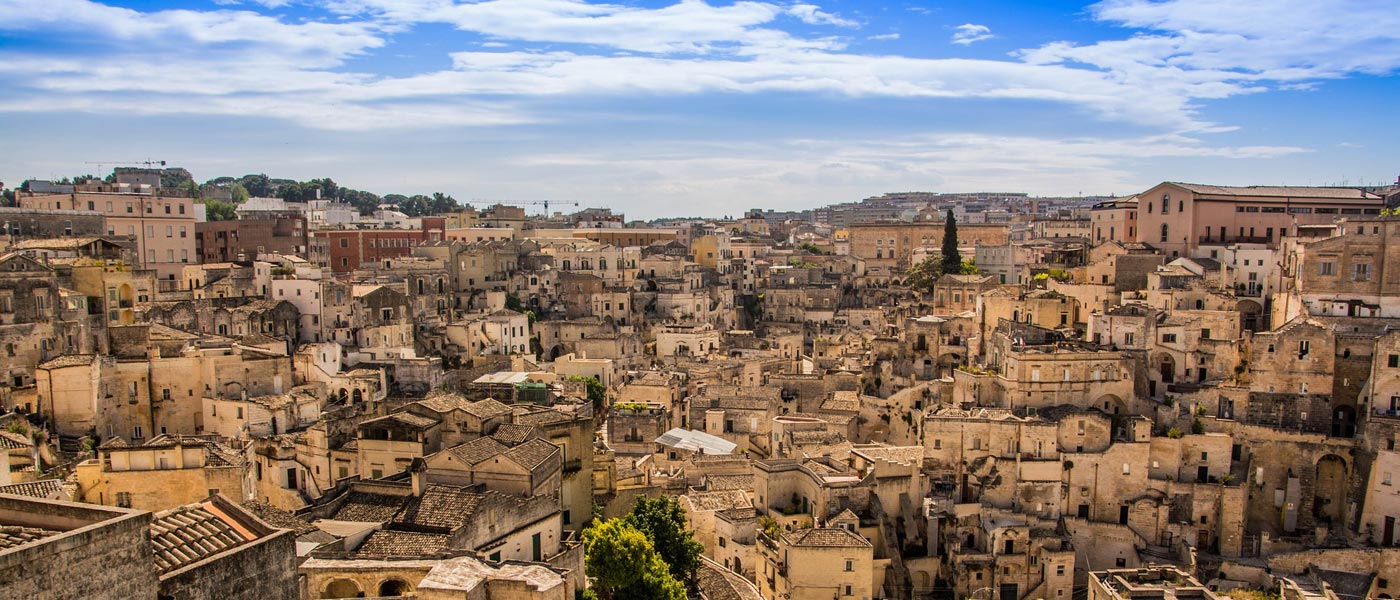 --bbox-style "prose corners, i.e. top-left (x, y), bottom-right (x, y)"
top-left (74, 434), bottom-right (246, 512)
top-left (756, 525), bottom-right (877, 600)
